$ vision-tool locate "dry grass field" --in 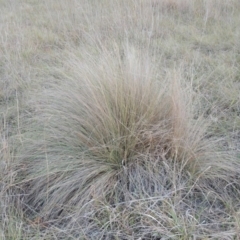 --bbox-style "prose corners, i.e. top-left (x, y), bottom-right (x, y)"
top-left (1, 0), bottom-right (240, 239)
